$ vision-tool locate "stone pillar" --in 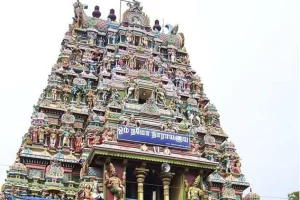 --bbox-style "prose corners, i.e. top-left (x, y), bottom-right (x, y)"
top-left (134, 168), bottom-right (149, 200)
top-left (160, 172), bottom-right (174, 200)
